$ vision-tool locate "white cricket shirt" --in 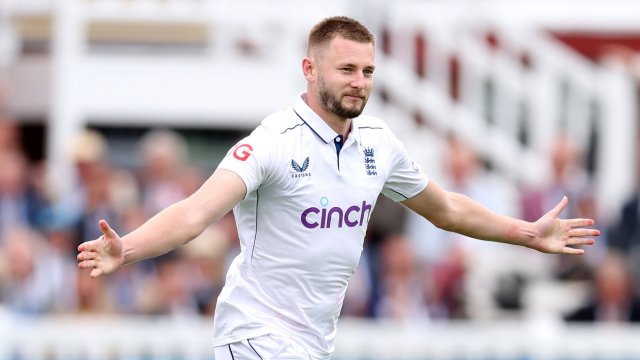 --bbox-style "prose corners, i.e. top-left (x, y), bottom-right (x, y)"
top-left (213, 93), bottom-right (428, 359)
